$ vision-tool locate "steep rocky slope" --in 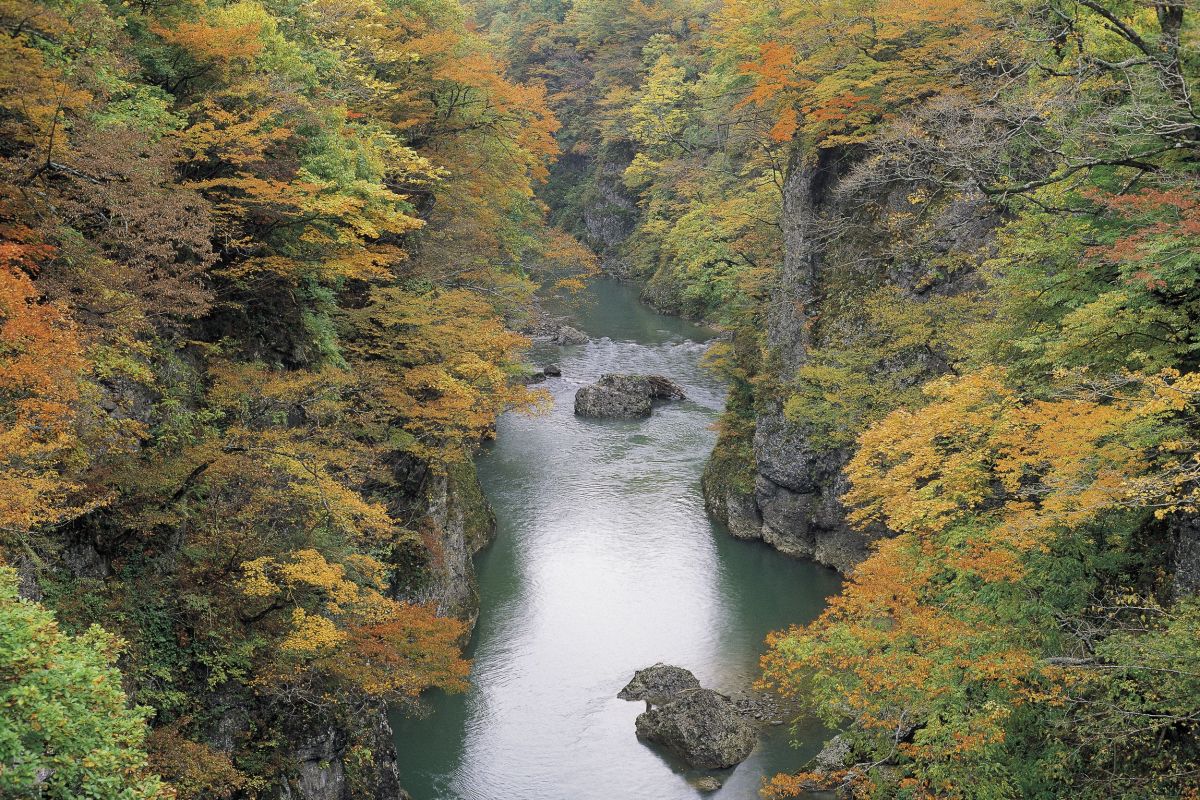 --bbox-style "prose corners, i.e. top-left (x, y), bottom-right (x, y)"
top-left (705, 148), bottom-right (997, 572)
